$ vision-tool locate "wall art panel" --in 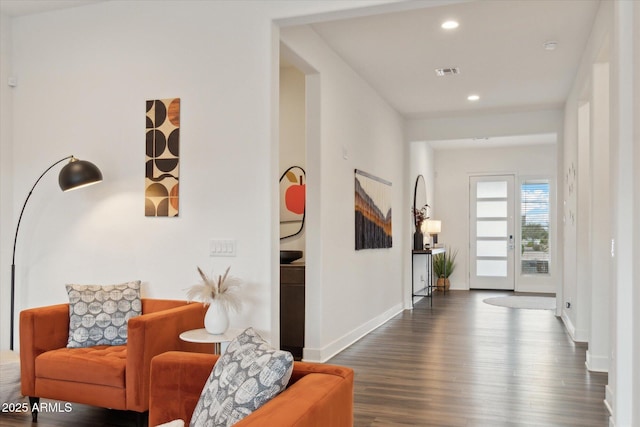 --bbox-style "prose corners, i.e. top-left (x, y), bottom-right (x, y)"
top-left (354, 169), bottom-right (392, 250)
top-left (145, 98), bottom-right (180, 217)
